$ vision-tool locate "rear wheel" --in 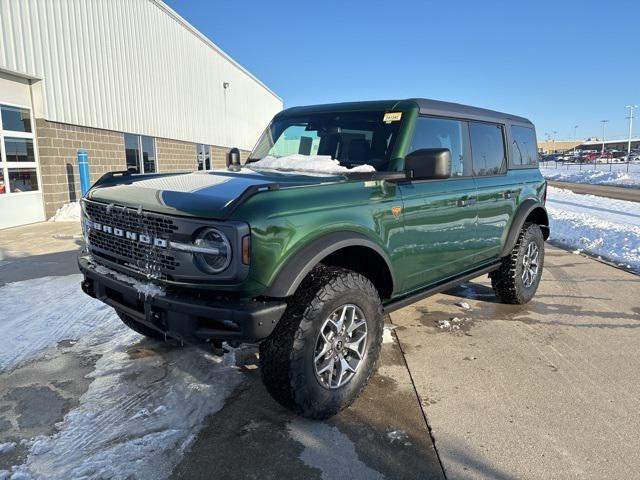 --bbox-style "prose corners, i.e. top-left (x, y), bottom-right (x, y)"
top-left (259, 265), bottom-right (384, 419)
top-left (490, 223), bottom-right (545, 304)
